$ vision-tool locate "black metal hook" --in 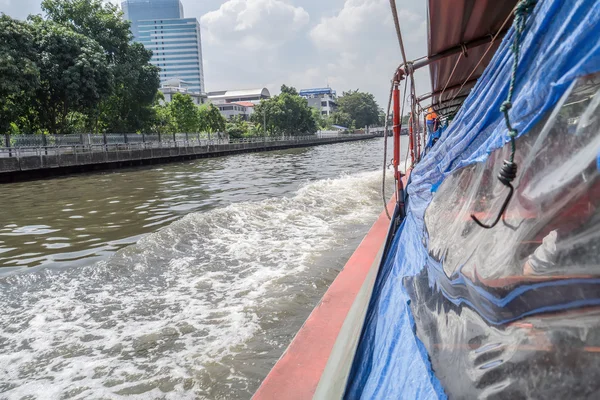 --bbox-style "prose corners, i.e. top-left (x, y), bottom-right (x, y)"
top-left (470, 160), bottom-right (518, 229)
